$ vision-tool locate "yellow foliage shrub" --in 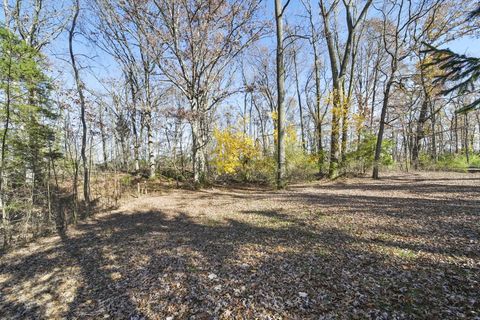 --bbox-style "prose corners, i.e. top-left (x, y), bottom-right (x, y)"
top-left (213, 114), bottom-right (320, 183)
top-left (272, 115), bottom-right (318, 180)
top-left (212, 127), bottom-right (260, 176)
